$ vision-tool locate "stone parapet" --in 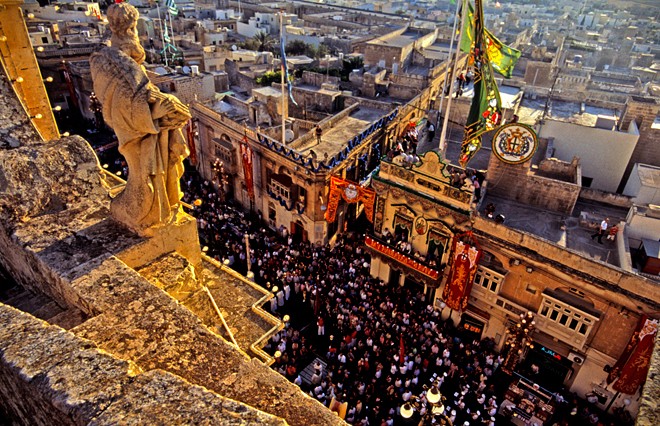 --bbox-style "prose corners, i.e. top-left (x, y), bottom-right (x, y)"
top-left (0, 304), bottom-right (287, 426)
